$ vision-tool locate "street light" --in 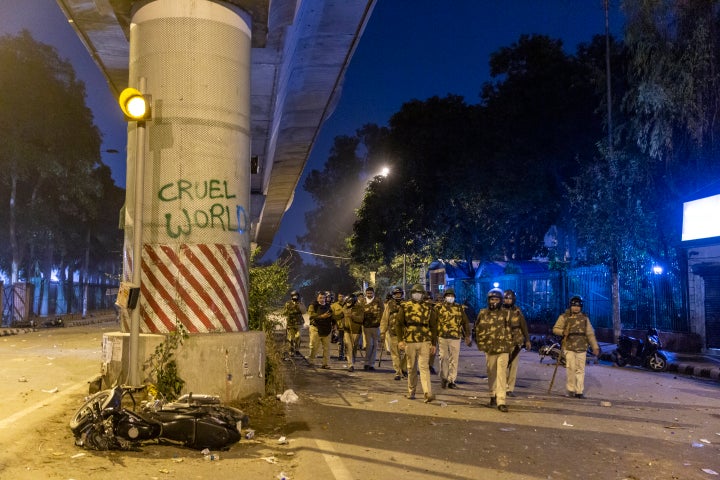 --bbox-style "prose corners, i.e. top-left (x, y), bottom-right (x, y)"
top-left (651, 264), bottom-right (663, 328)
top-left (119, 79), bottom-right (151, 386)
